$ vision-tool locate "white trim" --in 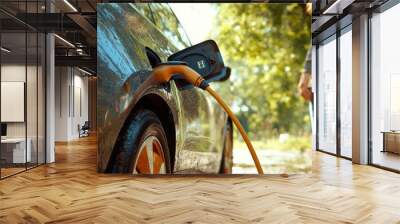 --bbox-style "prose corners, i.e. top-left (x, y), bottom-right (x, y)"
top-left (54, 34), bottom-right (75, 48)
top-left (63, 0), bottom-right (78, 12)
